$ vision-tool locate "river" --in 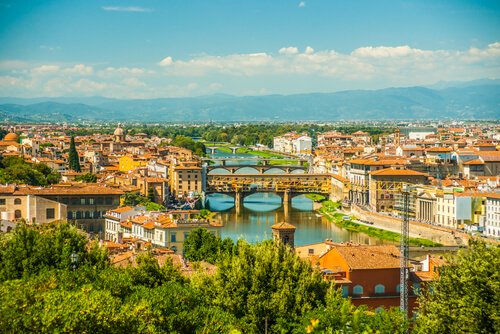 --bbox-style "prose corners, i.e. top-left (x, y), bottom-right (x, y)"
top-left (207, 149), bottom-right (389, 246)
